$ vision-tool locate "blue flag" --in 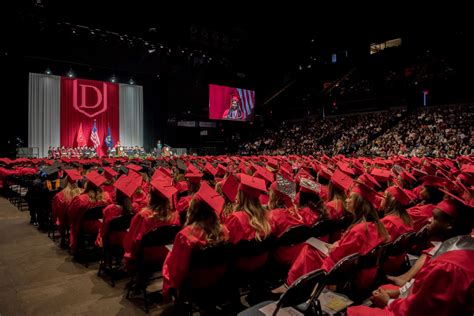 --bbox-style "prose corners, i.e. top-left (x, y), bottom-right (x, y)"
top-left (105, 126), bottom-right (113, 149)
